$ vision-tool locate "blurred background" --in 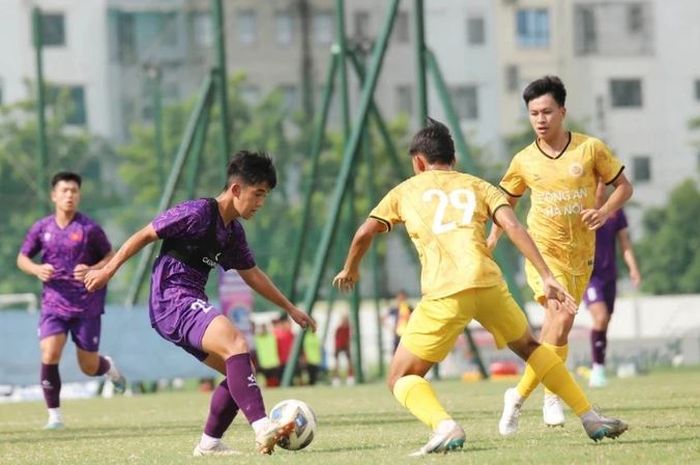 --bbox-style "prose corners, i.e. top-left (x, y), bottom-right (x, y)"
top-left (1, 0), bottom-right (700, 391)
